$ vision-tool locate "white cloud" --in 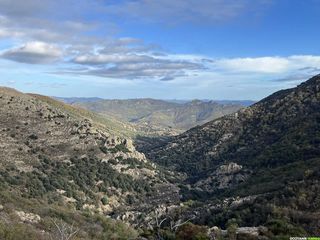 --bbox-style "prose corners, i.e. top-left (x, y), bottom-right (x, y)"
top-left (1, 41), bottom-right (63, 64)
top-left (288, 55), bottom-right (320, 69)
top-left (0, 28), bottom-right (23, 38)
top-left (73, 54), bottom-right (154, 65)
top-left (68, 53), bottom-right (203, 79)
top-left (213, 57), bottom-right (290, 73)
top-left (209, 55), bottom-right (320, 74)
